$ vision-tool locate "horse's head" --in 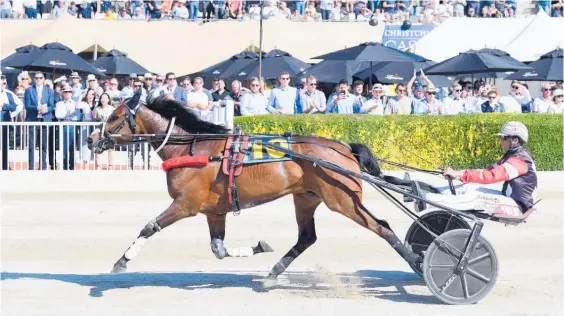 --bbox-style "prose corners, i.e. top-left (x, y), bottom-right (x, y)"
top-left (87, 90), bottom-right (143, 154)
